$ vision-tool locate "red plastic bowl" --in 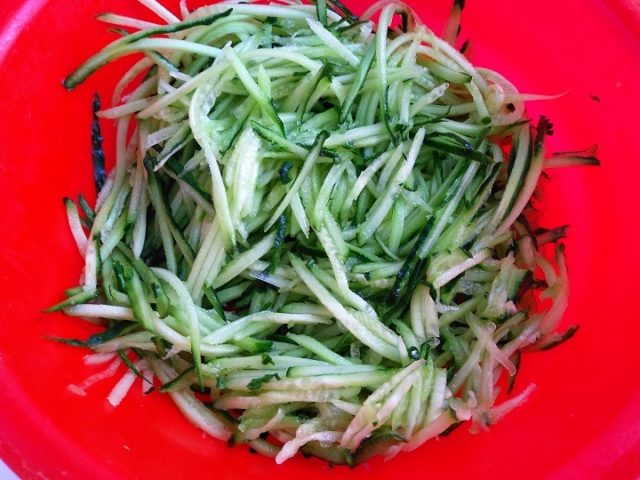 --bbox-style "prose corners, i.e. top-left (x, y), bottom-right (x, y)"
top-left (1, 0), bottom-right (639, 478)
